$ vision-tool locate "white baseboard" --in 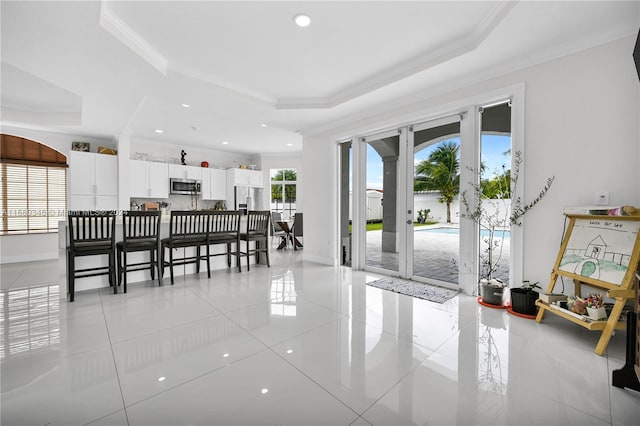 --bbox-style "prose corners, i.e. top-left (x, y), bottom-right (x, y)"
top-left (302, 252), bottom-right (338, 266)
